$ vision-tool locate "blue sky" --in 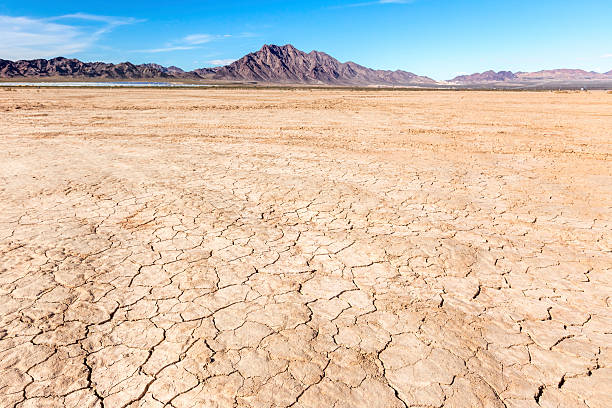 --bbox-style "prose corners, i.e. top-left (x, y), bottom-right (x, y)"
top-left (1, 0), bottom-right (611, 79)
